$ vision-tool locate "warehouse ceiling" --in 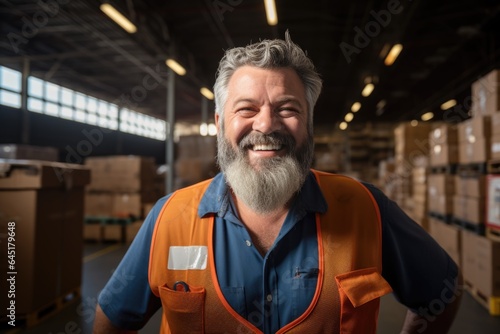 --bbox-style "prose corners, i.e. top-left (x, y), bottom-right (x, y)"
top-left (1, 0), bottom-right (500, 132)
